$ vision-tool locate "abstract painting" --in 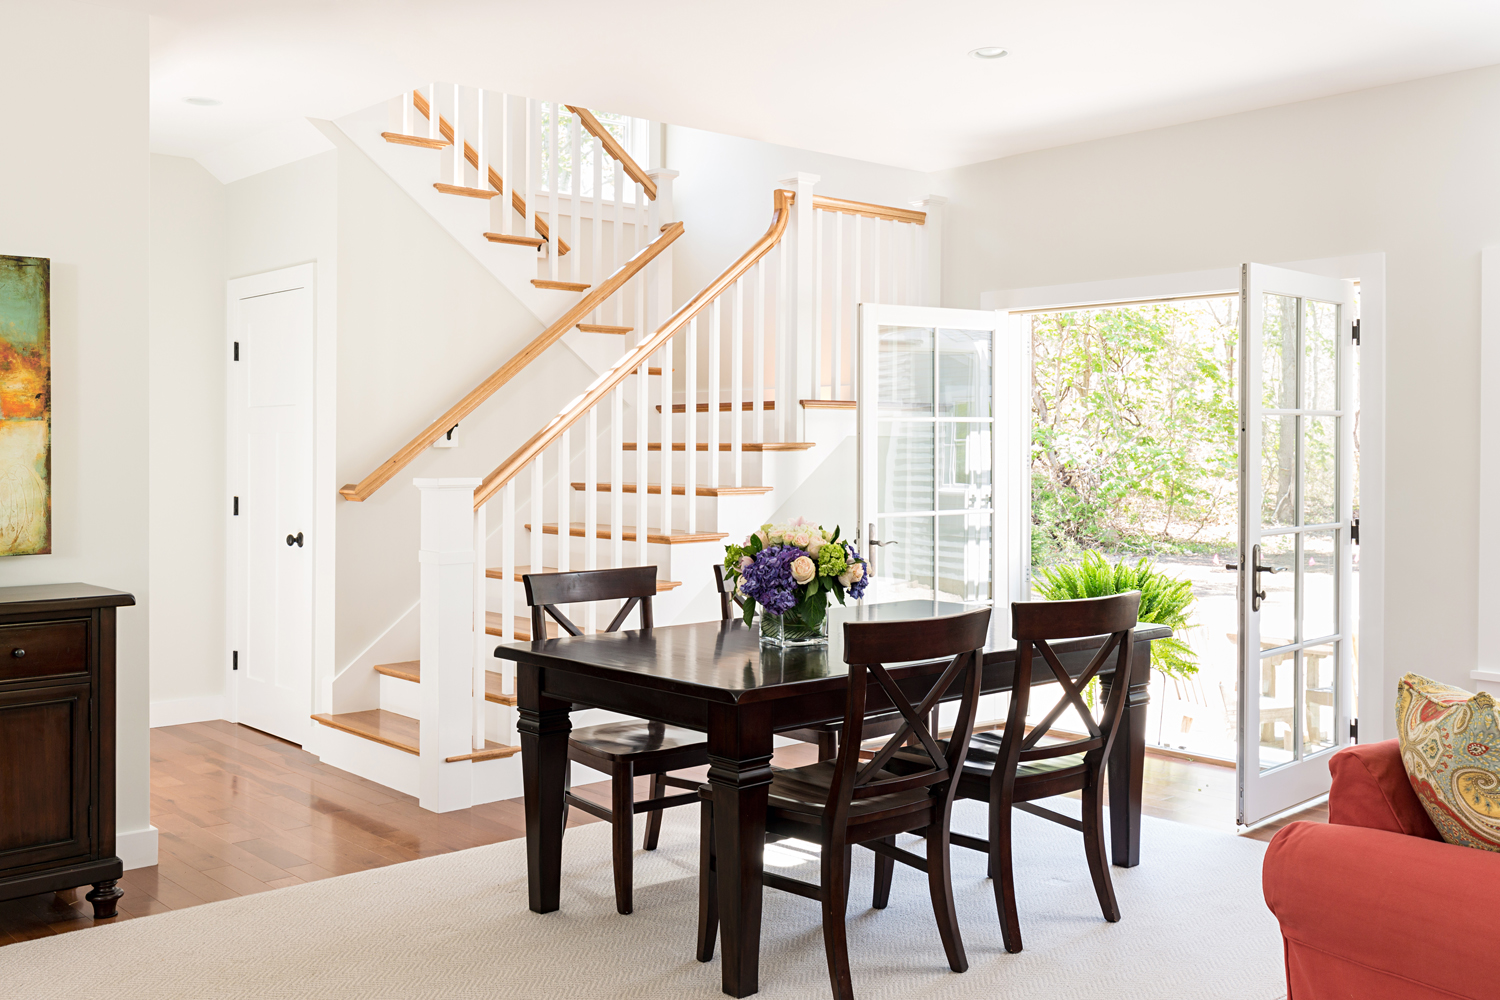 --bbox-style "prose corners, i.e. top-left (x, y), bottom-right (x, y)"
top-left (0, 256), bottom-right (50, 555)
